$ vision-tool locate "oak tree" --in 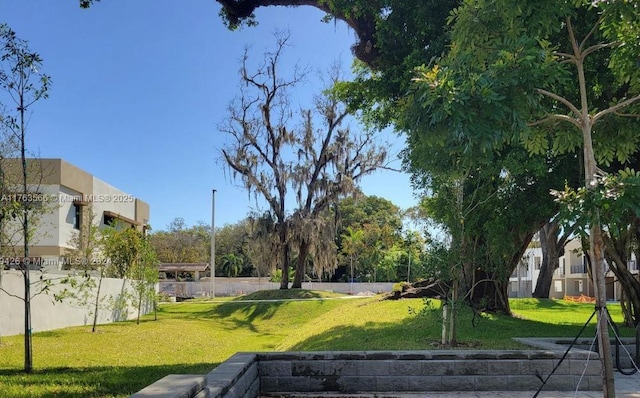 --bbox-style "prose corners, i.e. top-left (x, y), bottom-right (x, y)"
top-left (220, 32), bottom-right (388, 288)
